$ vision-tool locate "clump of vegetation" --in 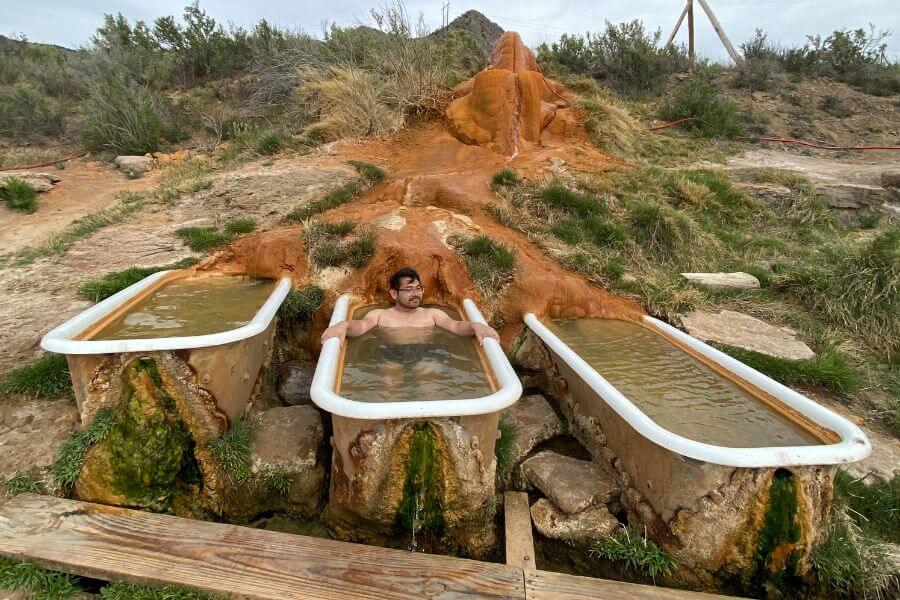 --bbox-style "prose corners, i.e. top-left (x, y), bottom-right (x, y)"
top-left (776, 226), bottom-right (900, 357)
top-left (451, 235), bottom-right (517, 294)
top-left (100, 581), bottom-right (222, 600)
top-left (255, 129), bottom-right (287, 155)
top-left (287, 161), bottom-right (386, 220)
top-left (576, 89), bottom-right (647, 159)
top-left (396, 424), bottom-right (444, 536)
top-left (52, 408), bottom-right (117, 490)
top-left (660, 68), bottom-right (743, 138)
top-left (0, 353), bottom-right (72, 398)
top-left (279, 285), bottom-right (325, 322)
top-left (2, 472), bottom-right (44, 496)
top-left (209, 419), bottom-right (256, 485)
top-left (305, 220), bottom-right (376, 270)
top-left (1, 176), bottom-right (38, 213)
top-left (263, 467), bottom-right (293, 496)
top-left (77, 257), bottom-right (199, 302)
top-left (590, 526), bottom-right (679, 581)
top-left (495, 415), bottom-right (519, 485)
top-left (0, 83), bottom-right (65, 140)
top-left (712, 344), bottom-right (861, 394)
top-left (0, 556), bottom-right (82, 600)
top-left (536, 21), bottom-right (690, 97)
top-left (491, 169), bottom-right (519, 190)
top-left (175, 217), bottom-right (257, 252)
top-left (833, 471), bottom-right (898, 544)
